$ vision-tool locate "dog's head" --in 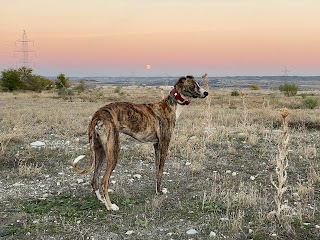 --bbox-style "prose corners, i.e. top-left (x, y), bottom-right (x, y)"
top-left (174, 75), bottom-right (208, 98)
